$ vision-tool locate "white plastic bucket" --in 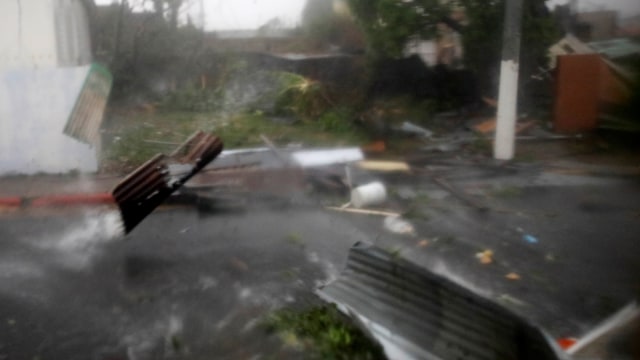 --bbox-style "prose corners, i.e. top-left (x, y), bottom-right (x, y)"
top-left (351, 182), bottom-right (387, 208)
